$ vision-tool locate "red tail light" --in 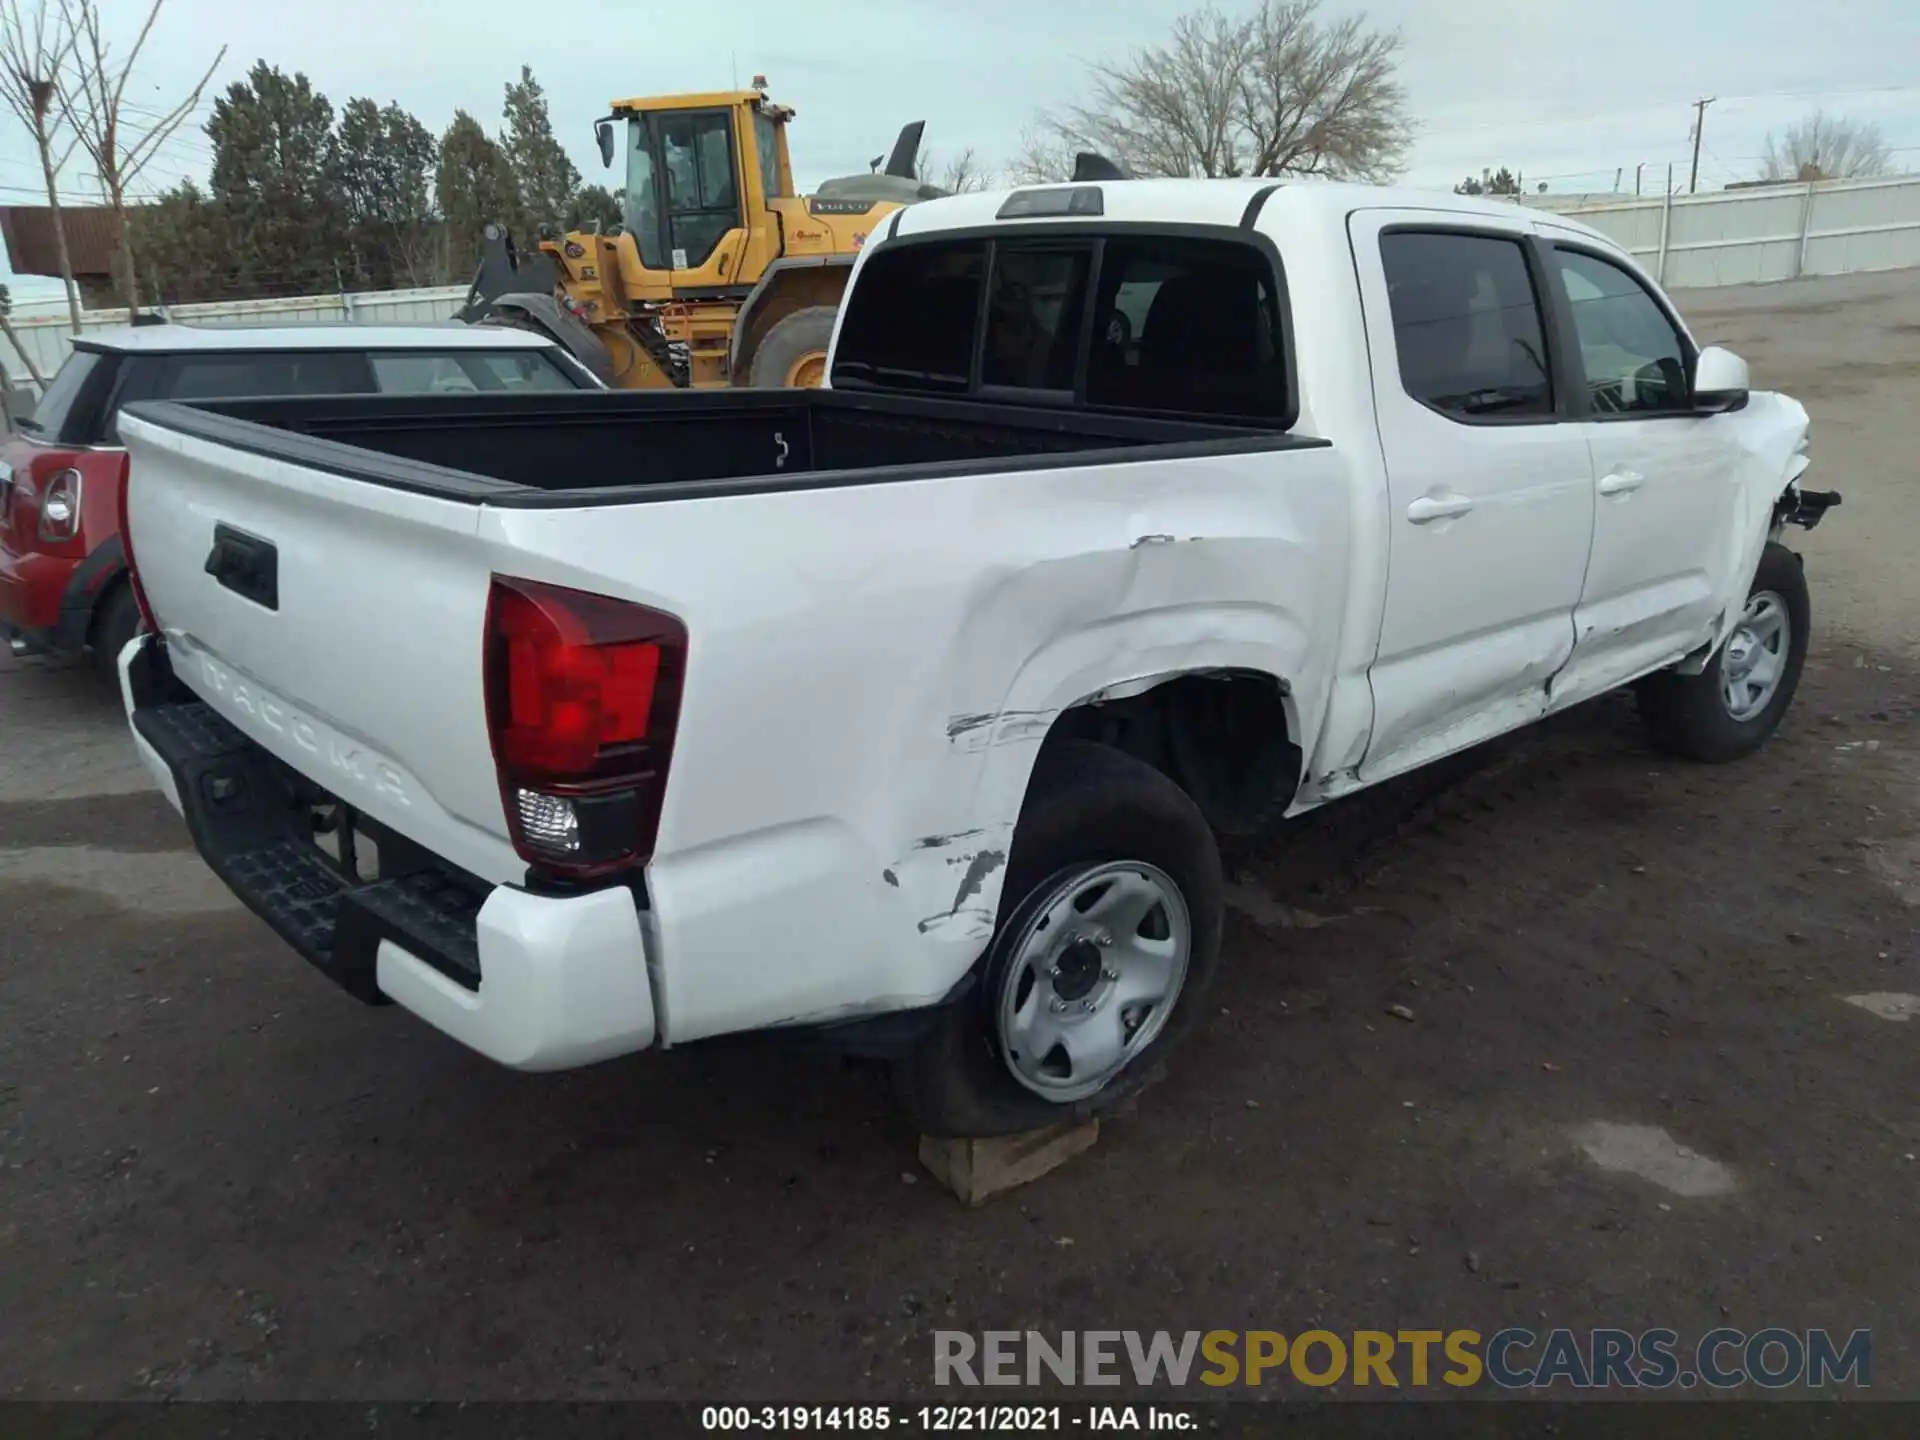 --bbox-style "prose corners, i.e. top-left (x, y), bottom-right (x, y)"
top-left (114, 455), bottom-right (159, 633)
top-left (484, 576), bottom-right (687, 880)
